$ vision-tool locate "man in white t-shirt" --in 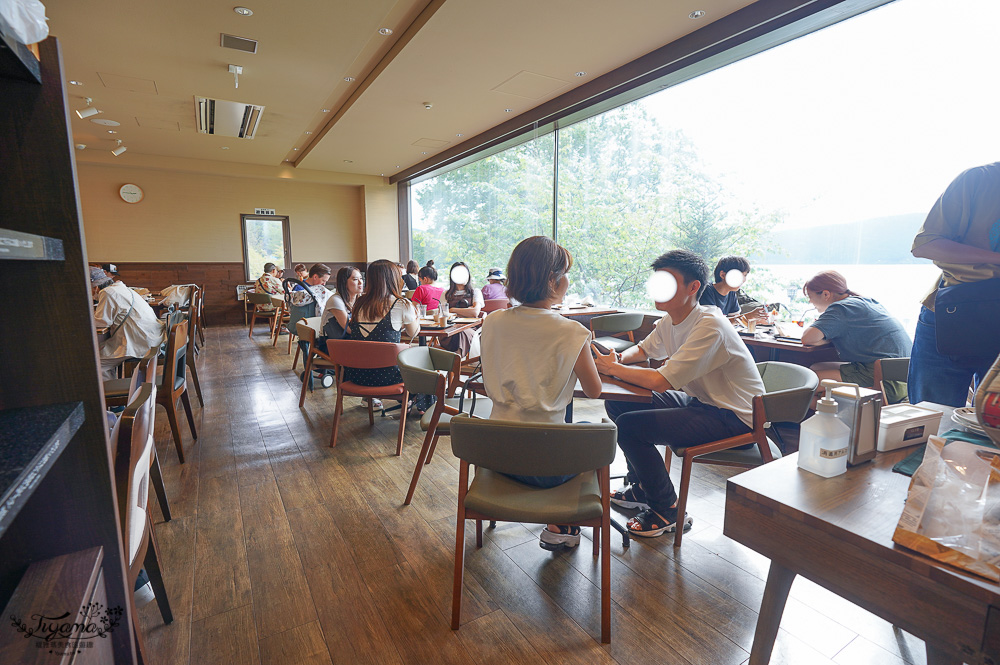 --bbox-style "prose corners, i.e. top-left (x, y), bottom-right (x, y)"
top-left (593, 250), bottom-right (764, 538)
